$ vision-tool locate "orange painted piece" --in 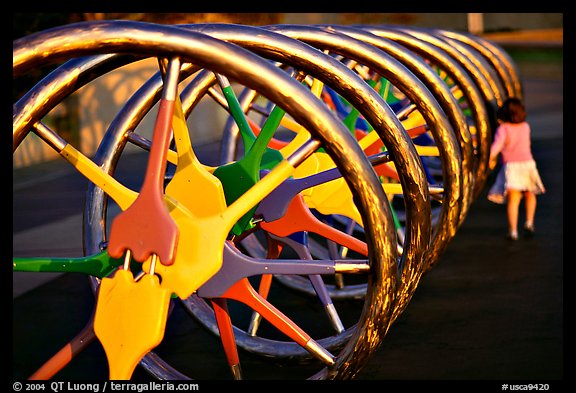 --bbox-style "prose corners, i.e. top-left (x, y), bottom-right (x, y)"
top-left (407, 124), bottom-right (429, 138)
top-left (256, 274), bottom-right (273, 299)
top-left (94, 269), bottom-right (171, 380)
top-left (29, 314), bottom-right (96, 380)
top-left (321, 90), bottom-right (337, 111)
top-left (107, 99), bottom-right (179, 266)
top-left (355, 129), bottom-right (381, 157)
top-left (260, 194), bottom-right (368, 256)
top-left (356, 124), bottom-right (428, 149)
top-left (256, 237), bottom-right (284, 298)
top-left (374, 162), bottom-right (400, 180)
top-left (211, 298), bottom-right (240, 367)
top-left (218, 278), bottom-right (310, 347)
